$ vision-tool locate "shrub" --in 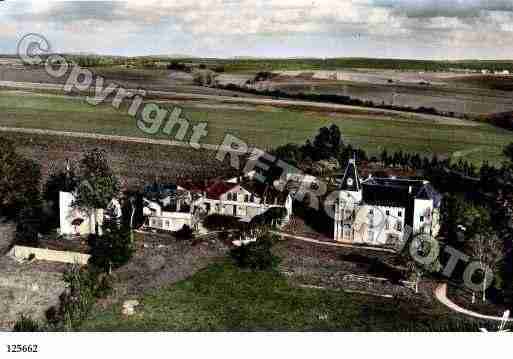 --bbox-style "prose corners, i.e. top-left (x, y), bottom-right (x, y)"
top-left (0, 139), bottom-right (42, 218)
top-left (230, 234), bottom-right (280, 270)
top-left (50, 264), bottom-right (113, 330)
top-left (89, 222), bottom-right (134, 272)
top-left (12, 315), bottom-right (41, 332)
top-left (175, 224), bottom-right (194, 240)
top-left (59, 265), bottom-right (96, 329)
top-left (15, 207), bottom-right (41, 247)
top-left (203, 214), bottom-right (241, 231)
top-left (192, 69), bottom-right (217, 87)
